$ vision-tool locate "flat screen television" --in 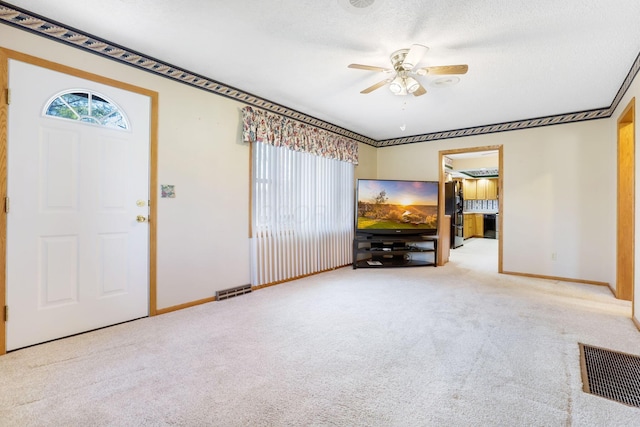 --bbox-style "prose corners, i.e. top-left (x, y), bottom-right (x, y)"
top-left (355, 179), bottom-right (439, 235)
